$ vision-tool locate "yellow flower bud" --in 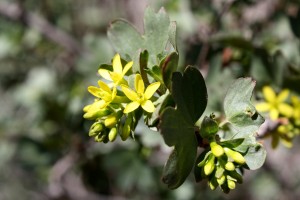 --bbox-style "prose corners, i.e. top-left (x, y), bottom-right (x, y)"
top-left (225, 162), bottom-right (235, 171)
top-left (209, 177), bottom-right (218, 190)
top-left (108, 127), bottom-right (118, 142)
top-left (224, 147), bottom-right (245, 164)
top-left (104, 111), bottom-right (122, 128)
top-left (204, 154), bottom-right (215, 176)
top-left (210, 142), bottom-right (224, 157)
top-left (227, 179), bottom-right (236, 190)
top-left (89, 122), bottom-right (104, 136)
top-left (217, 175), bottom-right (226, 185)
